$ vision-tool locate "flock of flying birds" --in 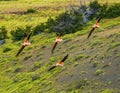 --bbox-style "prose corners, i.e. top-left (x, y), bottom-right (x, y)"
top-left (15, 17), bottom-right (102, 71)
